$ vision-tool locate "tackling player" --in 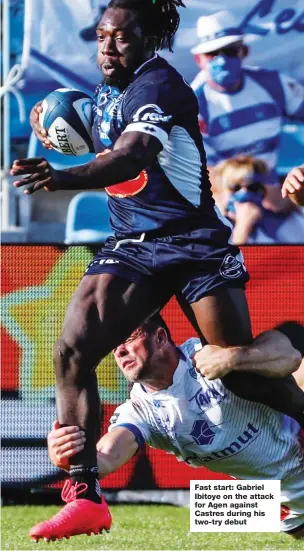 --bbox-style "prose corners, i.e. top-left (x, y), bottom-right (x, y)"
top-left (31, 314), bottom-right (304, 541)
top-left (11, 0), bottom-right (304, 539)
